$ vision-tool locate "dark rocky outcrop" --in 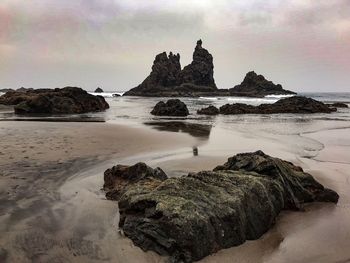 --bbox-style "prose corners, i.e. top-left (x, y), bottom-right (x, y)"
top-left (151, 99), bottom-right (189, 116)
top-left (95, 87), bottom-right (104, 93)
top-left (229, 71), bottom-right (296, 97)
top-left (219, 96), bottom-right (334, 115)
top-left (104, 151), bottom-right (338, 262)
top-left (0, 87), bottom-right (109, 114)
top-left (326, 102), bottom-right (348, 108)
top-left (124, 40), bottom-right (221, 97)
top-left (197, 105), bottom-right (219, 115)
